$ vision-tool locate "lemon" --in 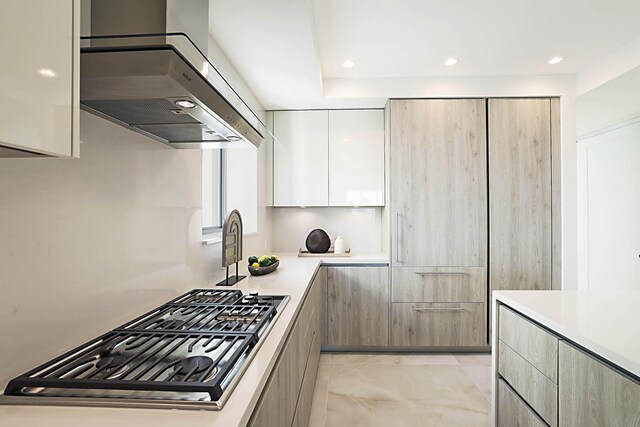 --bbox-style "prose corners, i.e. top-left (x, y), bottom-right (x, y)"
top-left (251, 262), bottom-right (260, 268)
